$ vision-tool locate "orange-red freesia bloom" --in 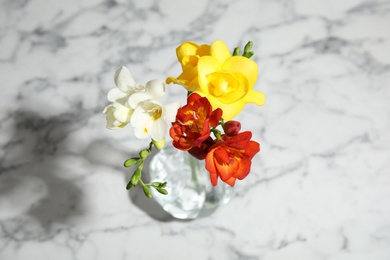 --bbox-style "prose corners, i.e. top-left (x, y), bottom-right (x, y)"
top-left (170, 93), bottom-right (222, 154)
top-left (205, 131), bottom-right (260, 186)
